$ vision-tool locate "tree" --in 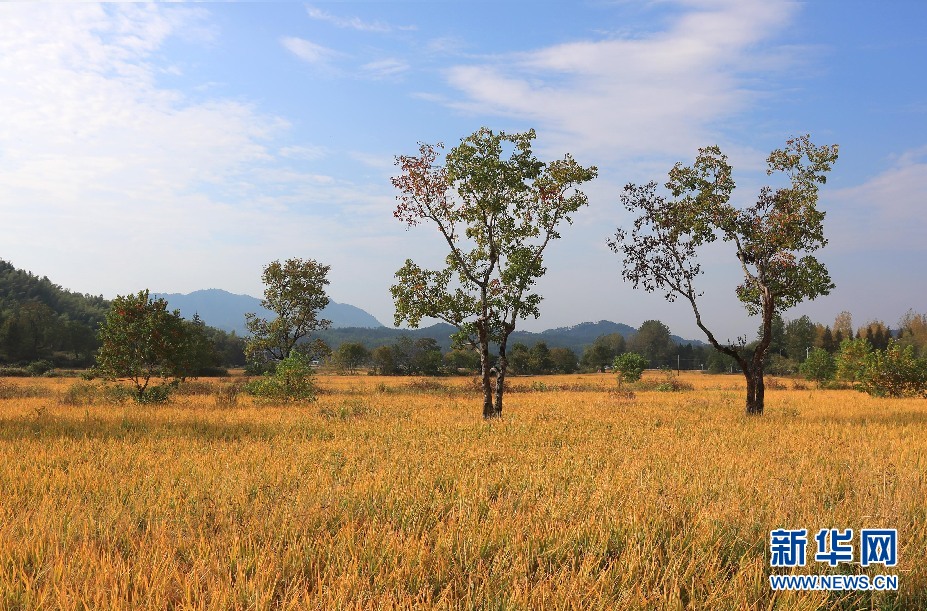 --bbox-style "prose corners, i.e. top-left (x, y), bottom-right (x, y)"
top-left (629, 320), bottom-right (675, 367)
top-left (371, 345), bottom-right (397, 375)
top-left (800, 347), bottom-right (836, 386)
top-left (610, 135), bottom-right (838, 415)
top-left (762, 314), bottom-right (787, 358)
top-left (613, 352), bottom-right (649, 387)
top-left (245, 258), bottom-right (332, 362)
top-left (444, 348), bottom-right (480, 374)
top-left (580, 333), bottom-right (626, 371)
top-left (836, 337), bottom-right (872, 384)
top-left (334, 342), bottom-right (370, 374)
top-left (784, 315), bottom-right (816, 362)
top-left (529, 341), bottom-right (553, 374)
top-left (391, 127), bottom-right (597, 418)
top-left (509, 342), bottom-right (532, 375)
top-left (180, 313), bottom-right (221, 375)
top-left (897, 309), bottom-right (927, 356)
top-left (834, 311), bottom-right (853, 340)
top-left (95, 290), bottom-right (191, 400)
top-left (549, 347), bottom-right (578, 374)
top-left (817, 325), bottom-right (837, 353)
